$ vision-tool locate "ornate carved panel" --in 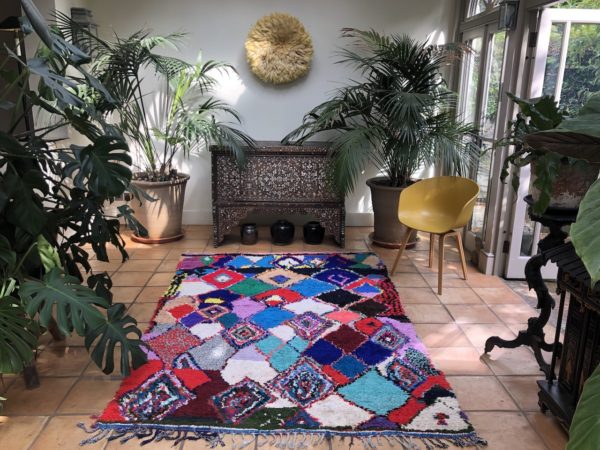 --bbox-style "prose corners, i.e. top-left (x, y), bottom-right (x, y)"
top-left (211, 142), bottom-right (345, 247)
